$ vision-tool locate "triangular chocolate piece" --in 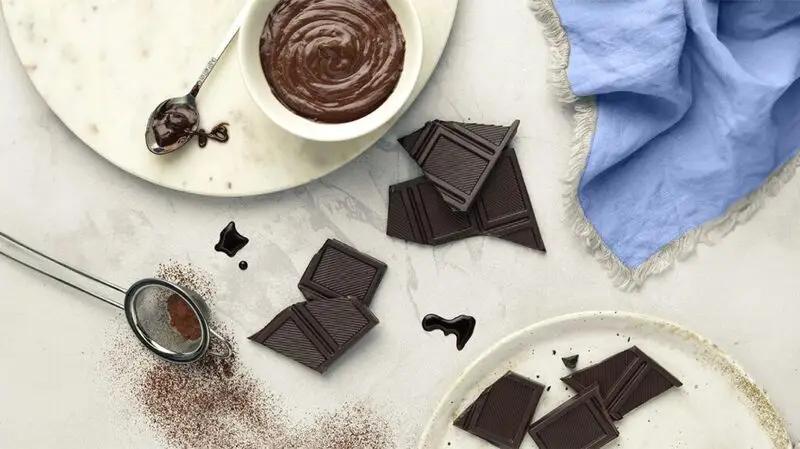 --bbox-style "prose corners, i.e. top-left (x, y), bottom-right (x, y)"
top-left (606, 347), bottom-right (682, 420)
top-left (399, 120), bottom-right (520, 212)
top-left (453, 371), bottom-right (544, 449)
top-left (397, 125), bottom-right (428, 153)
top-left (248, 309), bottom-right (327, 372)
top-left (475, 149), bottom-right (545, 252)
